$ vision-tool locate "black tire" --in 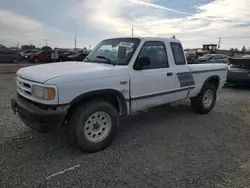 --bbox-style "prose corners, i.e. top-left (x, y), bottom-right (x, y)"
top-left (191, 83), bottom-right (217, 114)
top-left (223, 83), bottom-right (227, 88)
top-left (34, 58), bottom-right (39, 63)
top-left (12, 58), bottom-right (18, 63)
top-left (66, 99), bottom-right (119, 153)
